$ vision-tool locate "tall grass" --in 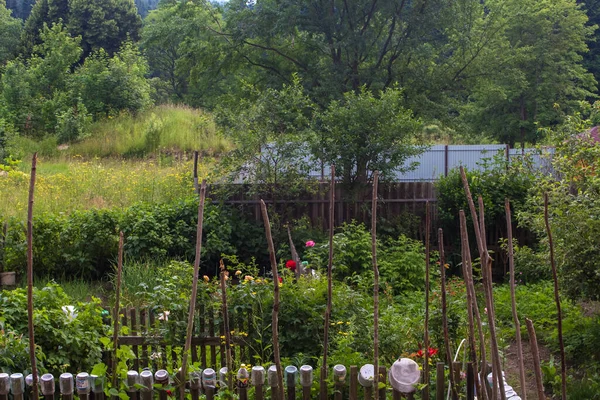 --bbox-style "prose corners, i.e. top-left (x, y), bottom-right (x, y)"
top-left (0, 157), bottom-right (208, 219)
top-left (69, 104), bottom-right (232, 158)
